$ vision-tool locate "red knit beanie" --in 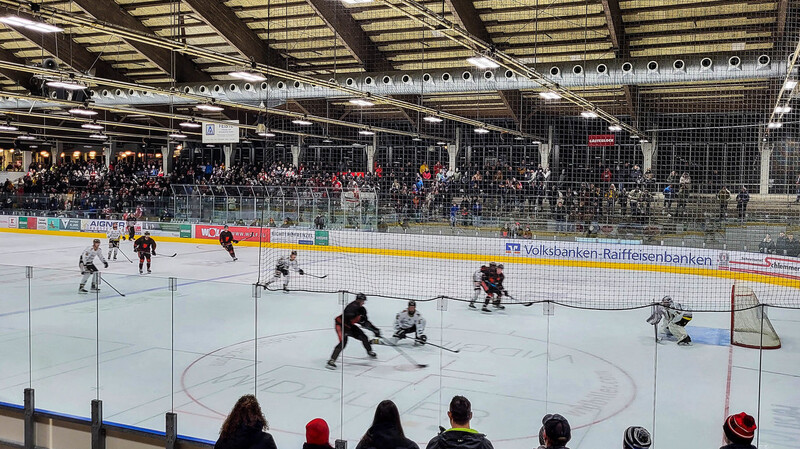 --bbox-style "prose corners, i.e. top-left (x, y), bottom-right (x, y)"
top-left (723, 412), bottom-right (757, 444)
top-left (306, 418), bottom-right (330, 446)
